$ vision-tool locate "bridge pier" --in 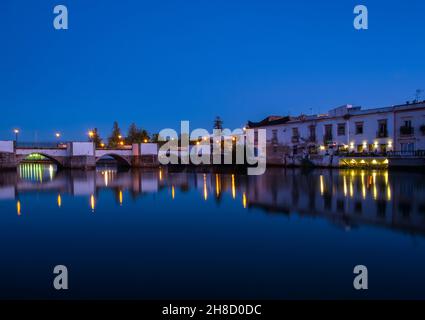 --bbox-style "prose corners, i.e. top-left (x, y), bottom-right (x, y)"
top-left (0, 141), bottom-right (17, 170)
